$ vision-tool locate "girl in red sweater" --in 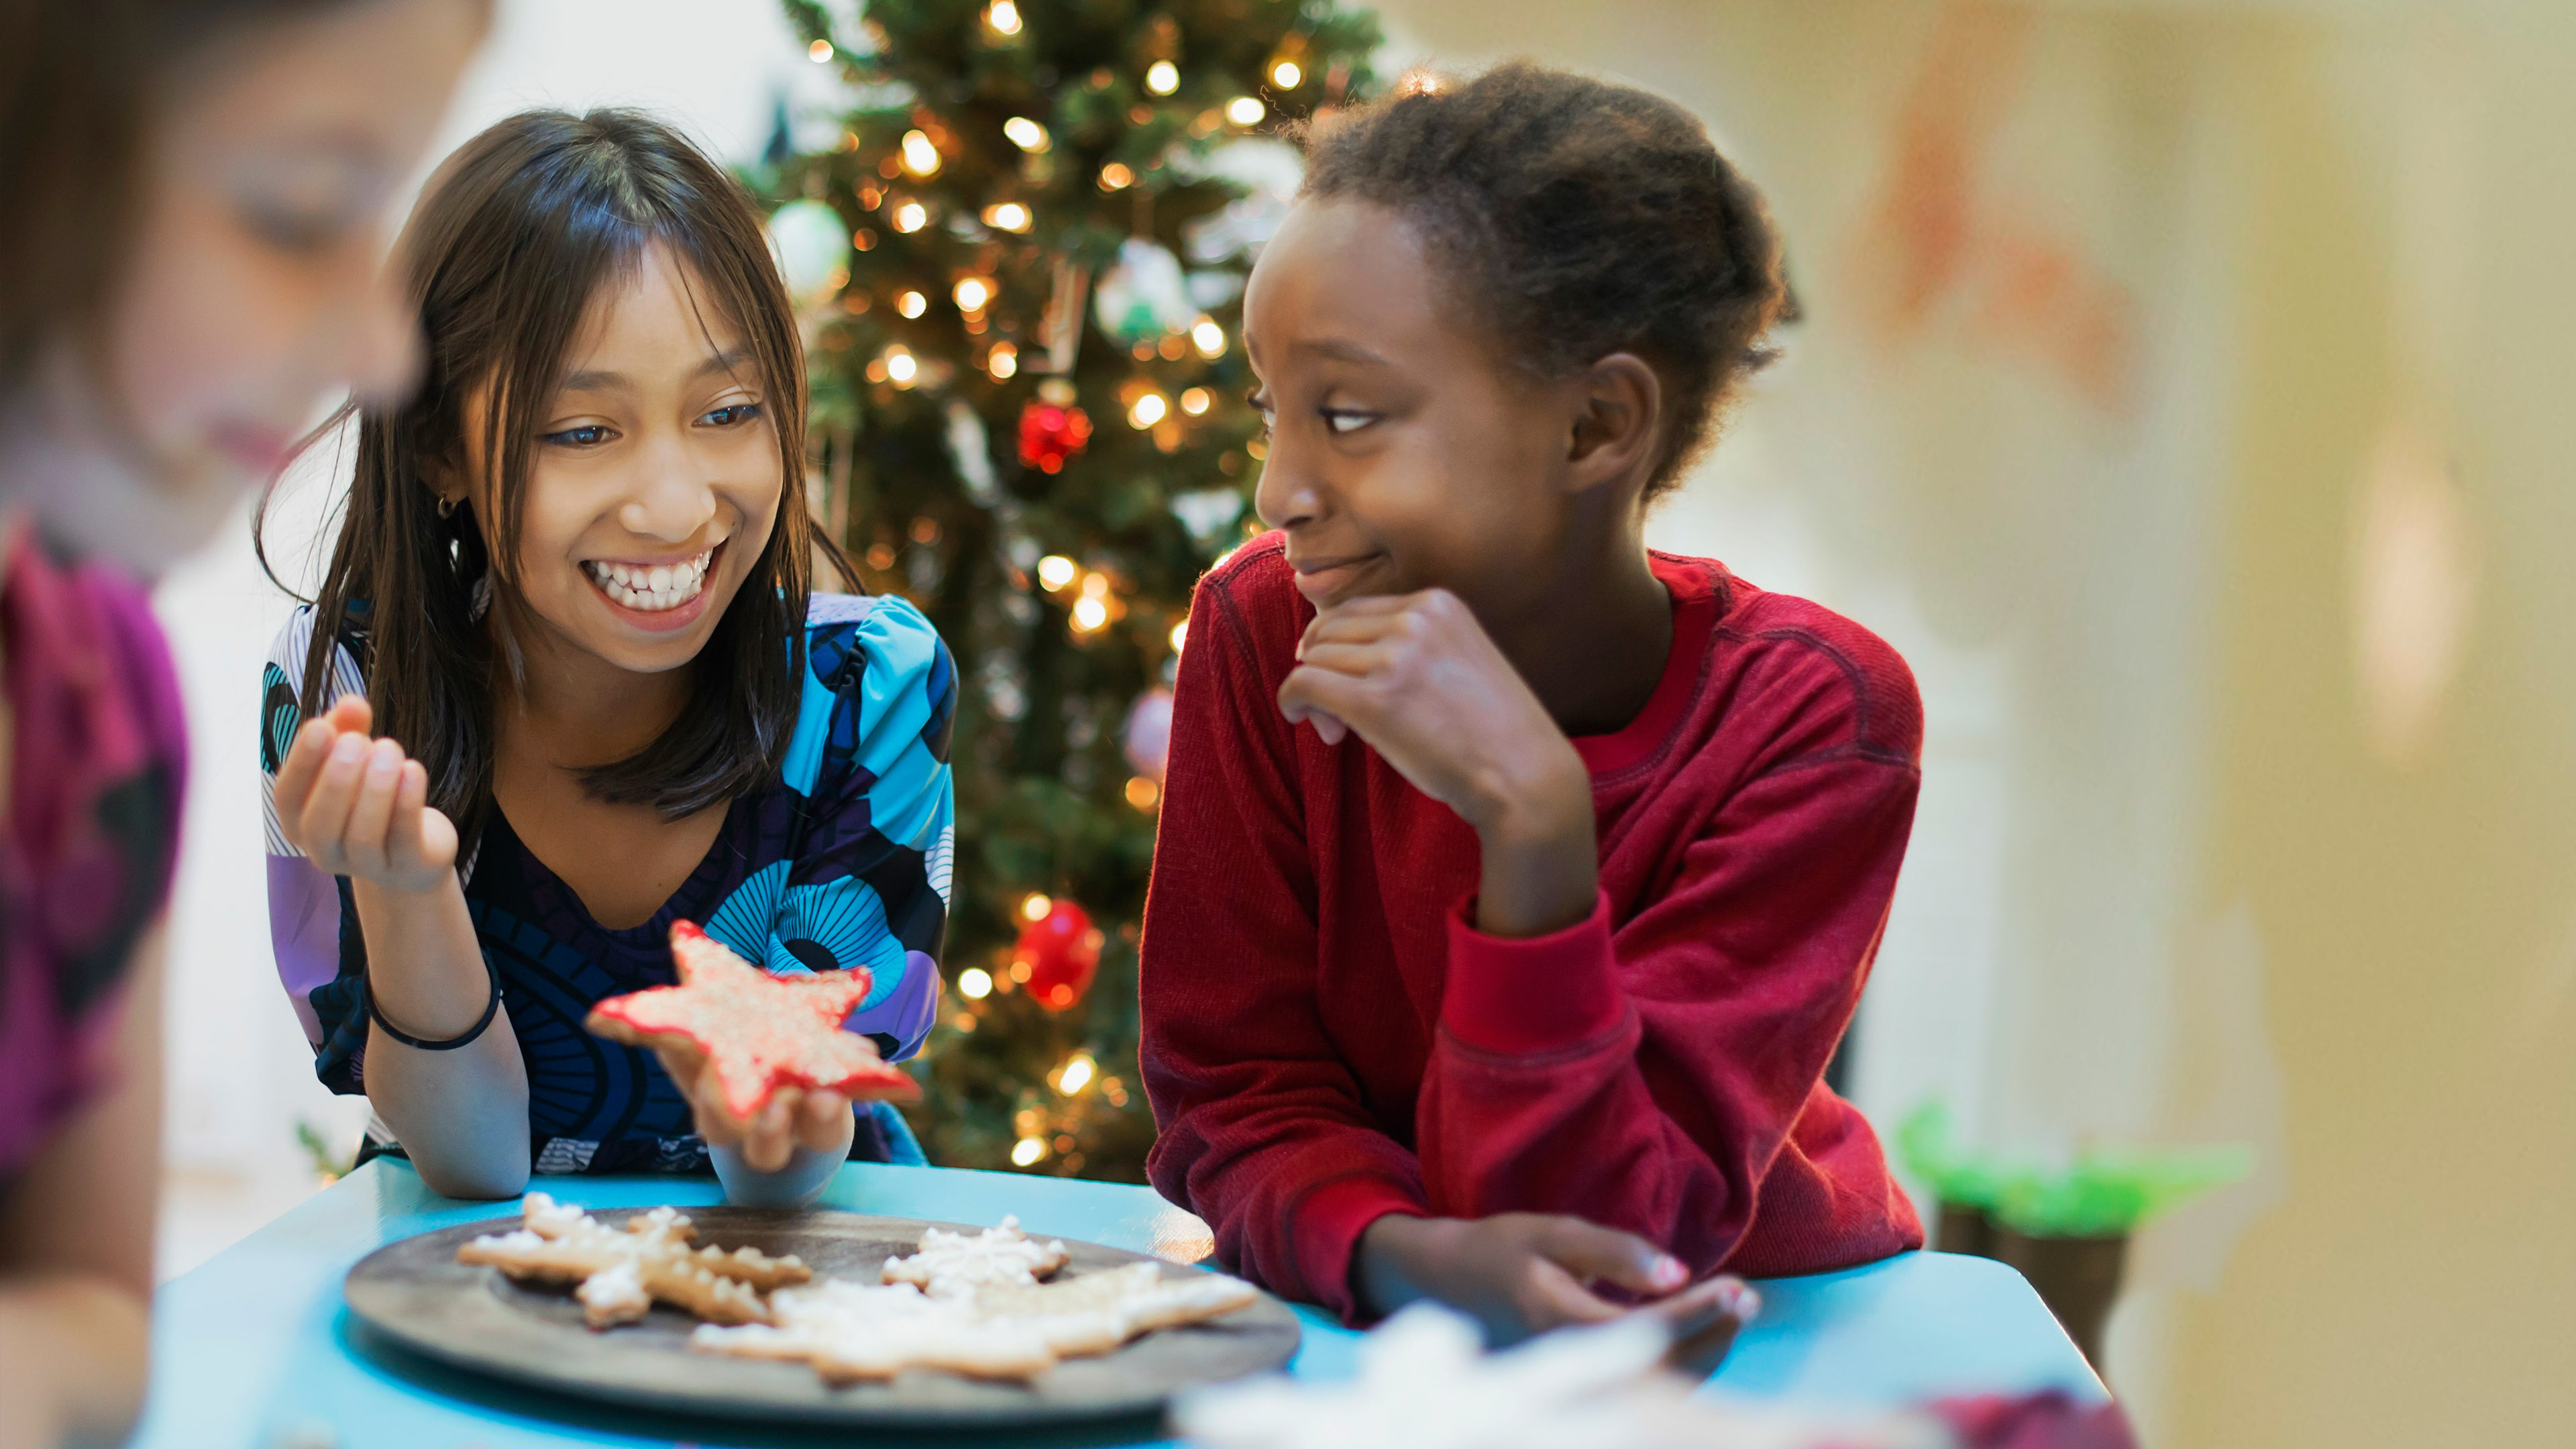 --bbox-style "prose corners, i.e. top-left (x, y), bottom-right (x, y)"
top-left (1139, 63), bottom-right (1926, 1341)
